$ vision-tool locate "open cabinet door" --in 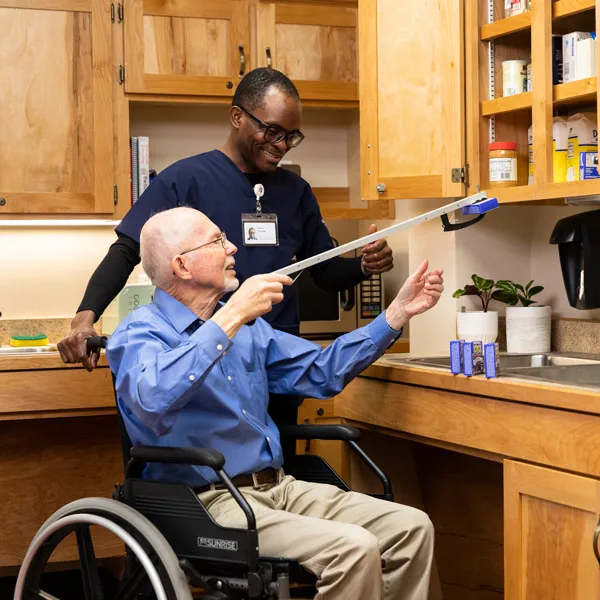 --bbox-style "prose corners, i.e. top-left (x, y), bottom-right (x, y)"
top-left (359, 0), bottom-right (466, 200)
